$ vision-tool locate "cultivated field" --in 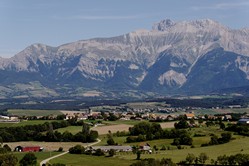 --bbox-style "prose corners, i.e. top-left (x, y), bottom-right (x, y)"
top-left (55, 121), bottom-right (176, 135)
top-left (94, 124), bottom-right (133, 135)
top-left (60, 110), bottom-right (86, 115)
top-left (8, 109), bottom-right (63, 116)
top-left (159, 122), bottom-right (175, 129)
top-left (0, 120), bottom-right (62, 128)
top-left (5, 141), bottom-right (90, 151)
top-left (194, 108), bottom-right (249, 115)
